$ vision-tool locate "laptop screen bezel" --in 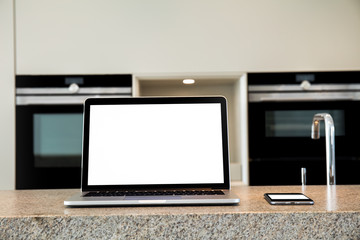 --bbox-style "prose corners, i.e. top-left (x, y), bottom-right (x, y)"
top-left (81, 96), bottom-right (230, 191)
